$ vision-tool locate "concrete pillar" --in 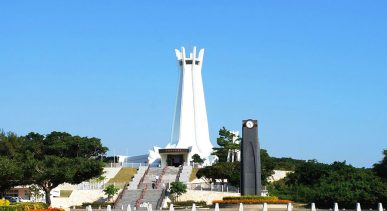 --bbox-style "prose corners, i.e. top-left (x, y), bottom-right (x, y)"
top-left (287, 203), bottom-right (293, 211)
top-left (377, 203), bottom-right (383, 211)
top-left (215, 203), bottom-right (219, 211)
top-left (311, 203), bottom-right (316, 211)
top-left (356, 203), bottom-right (361, 211)
top-left (239, 203), bottom-right (244, 211)
top-left (334, 203), bottom-right (339, 211)
top-left (263, 203), bottom-right (268, 211)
